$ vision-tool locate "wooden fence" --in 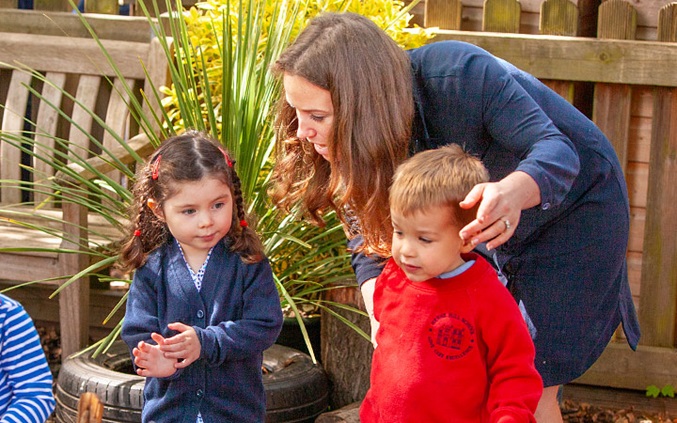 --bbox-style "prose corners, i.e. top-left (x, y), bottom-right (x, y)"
top-left (413, 0), bottom-right (677, 391)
